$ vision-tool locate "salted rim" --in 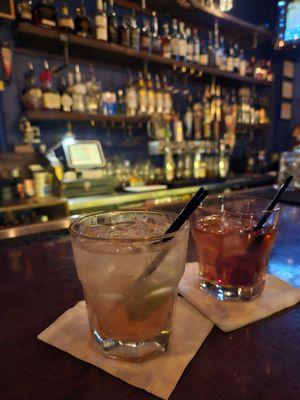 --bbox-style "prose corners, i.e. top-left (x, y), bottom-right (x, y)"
top-left (70, 210), bottom-right (190, 242)
top-left (198, 195), bottom-right (281, 216)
